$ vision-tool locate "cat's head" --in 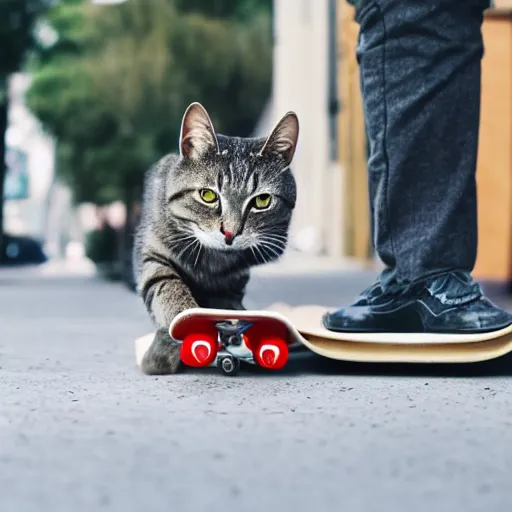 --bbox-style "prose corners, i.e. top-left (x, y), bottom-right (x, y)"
top-left (166, 102), bottom-right (299, 265)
